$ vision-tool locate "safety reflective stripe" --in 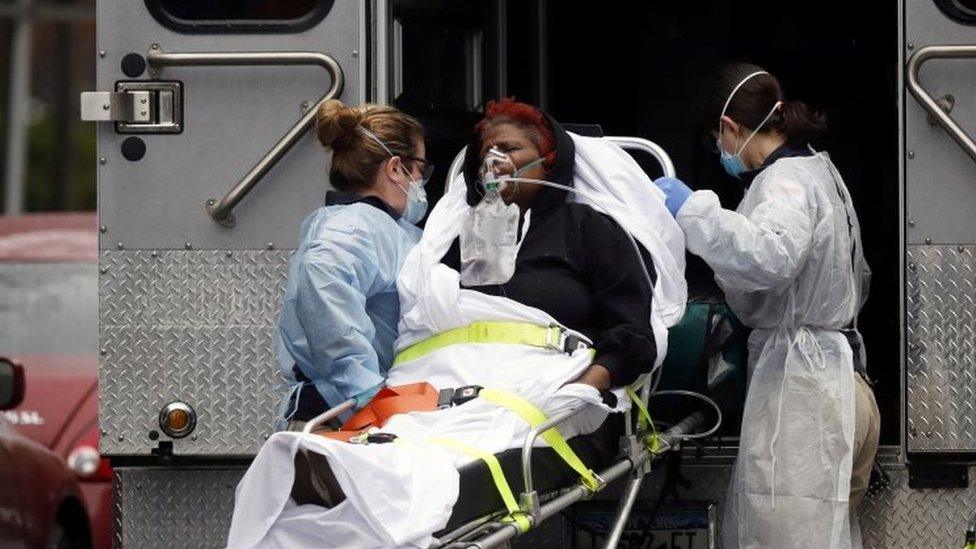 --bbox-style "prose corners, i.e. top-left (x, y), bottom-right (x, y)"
top-left (625, 386), bottom-right (661, 453)
top-left (393, 322), bottom-right (564, 366)
top-left (479, 388), bottom-right (601, 491)
top-left (425, 437), bottom-right (531, 533)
